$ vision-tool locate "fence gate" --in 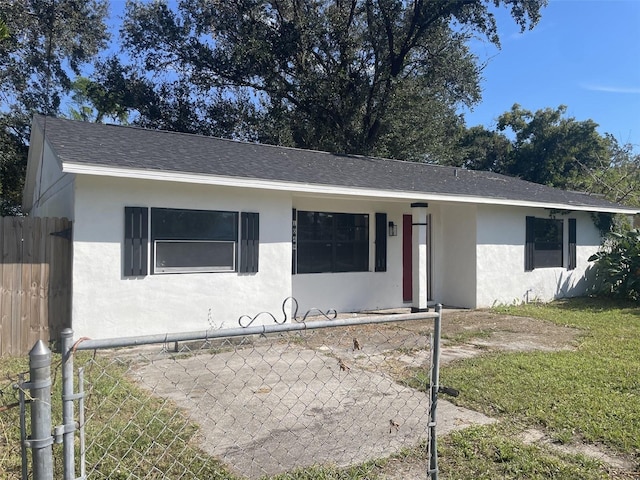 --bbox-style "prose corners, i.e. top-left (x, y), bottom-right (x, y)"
top-left (18, 301), bottom-right (455, 480)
